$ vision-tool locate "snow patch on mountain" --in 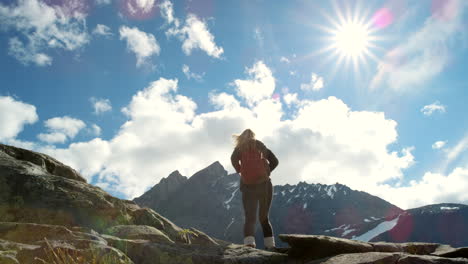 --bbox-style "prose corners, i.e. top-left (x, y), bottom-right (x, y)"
top-left (224, 188), bottom-right (238, 210)
top-left (353, 215), bottom-right (400, 242)
top-left (441, 206), bottom-right (459, 210)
